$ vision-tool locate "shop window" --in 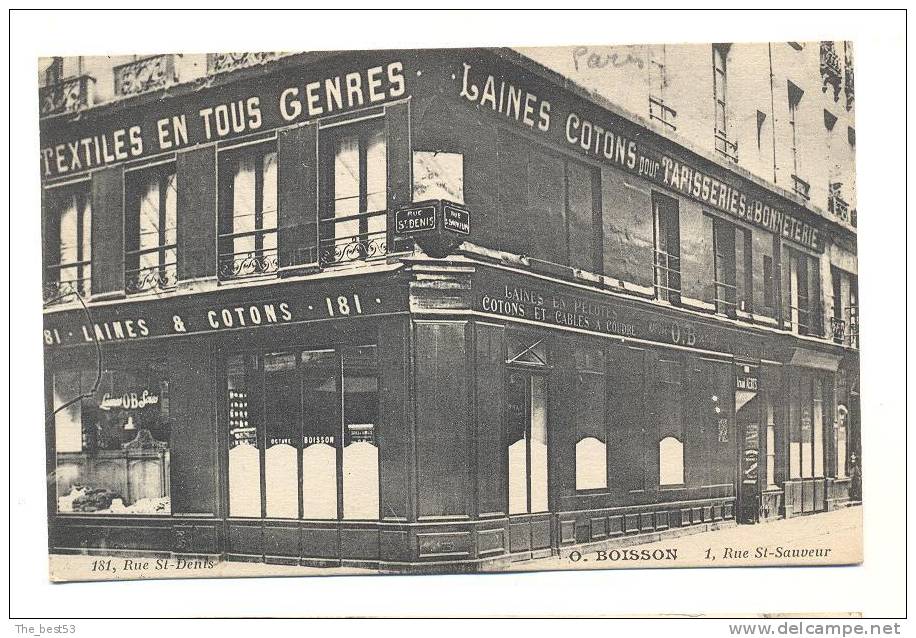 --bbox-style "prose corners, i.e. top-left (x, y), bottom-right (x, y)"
top-left (652, 193), bottom-right (681, 305)
top-left (659, 436), bottom-right (684, 486)
top-left (835, 404), bottom-right (848, 479)
top-left (226, 346), bottom-right (379, 520)
top-left (218, 142), bottom-right (279, 279)
top-left (813, 377), bottom-right (825, 478)
top-left (45, 183), bottom-right (91, 300)
top-left (320, 118), bottom-right (388, 266)
top-left (54, 360), bottom-right (171, 515)
top-left (125, 163), bottom-right (177, 294)
top-left (574, 346), bottom-right (607, 491)
top-left (657, 356), bottom-right (685, 486)
top-left (507, 372), bottom-right (549, 514)
top-left (227, 354), bottom-right (260, 517)
top-left (765, 399), bottom-right (777, 489)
